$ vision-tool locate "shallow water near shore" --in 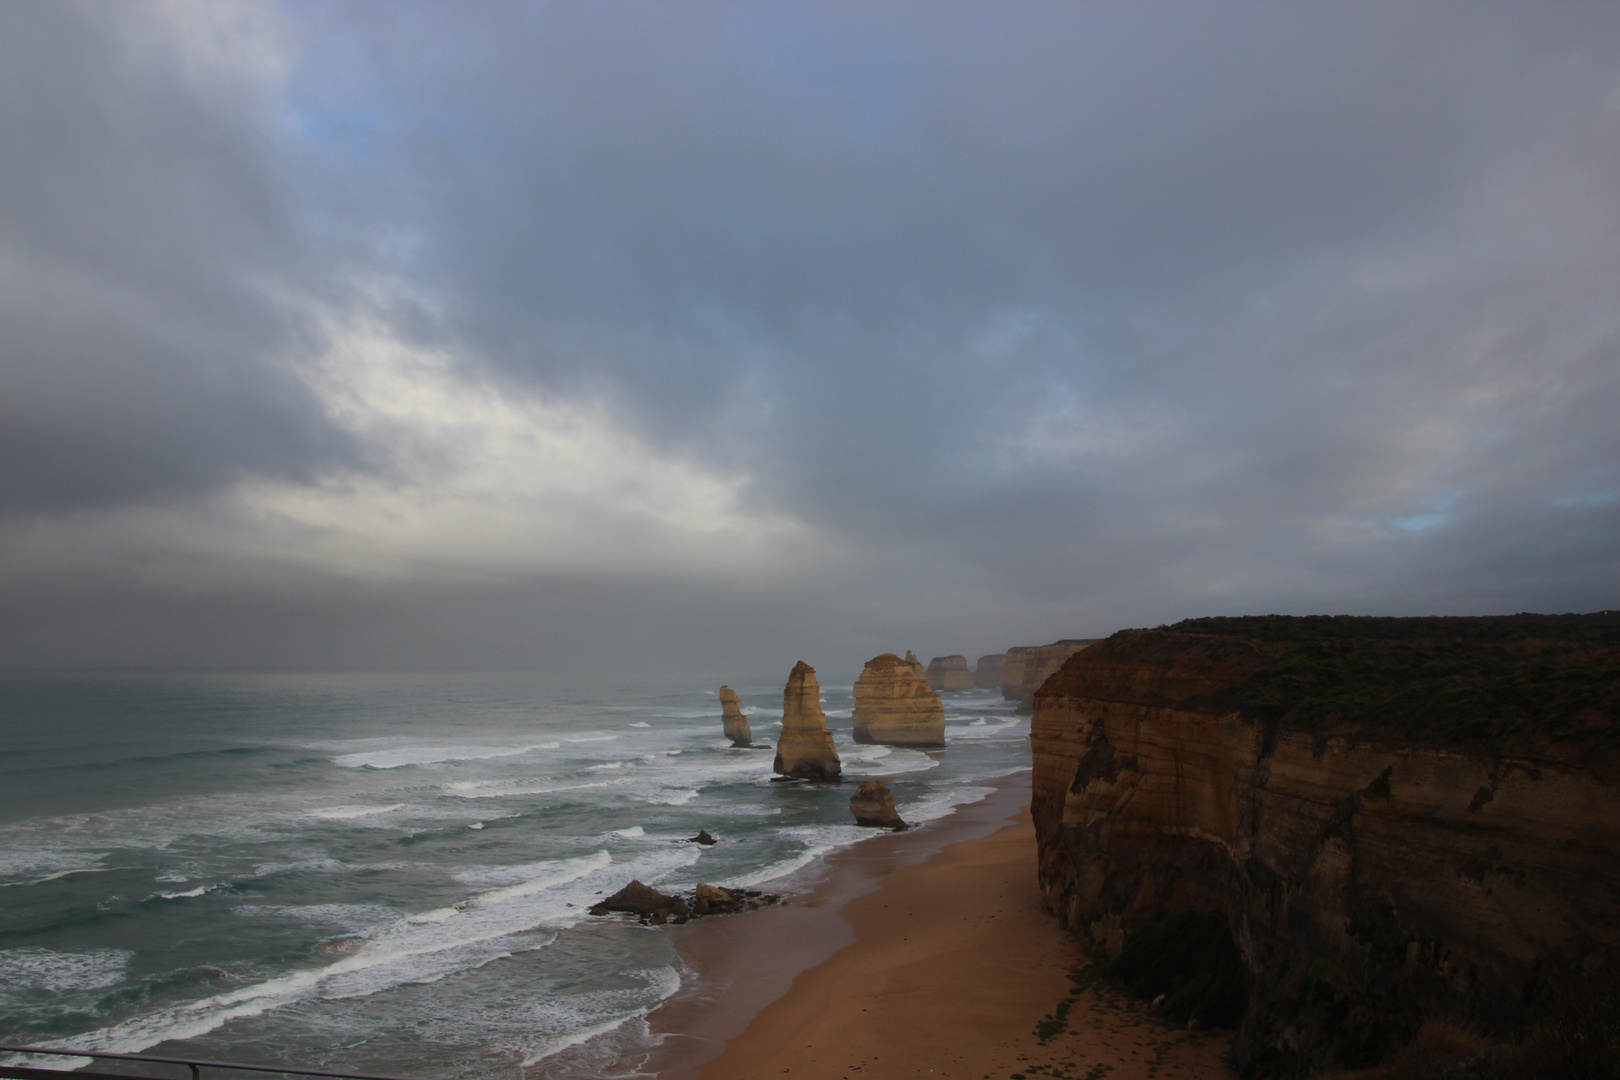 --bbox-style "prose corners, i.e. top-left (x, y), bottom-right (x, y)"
top-left (0, 671), bottom-right (1031, 1079)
